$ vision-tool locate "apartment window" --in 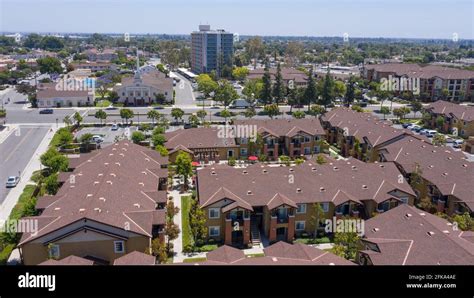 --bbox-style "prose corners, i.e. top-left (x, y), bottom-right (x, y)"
top-left (321, 202), bottom-right (329, 213)
top-left (209, 226), bottom-right (220, 237)
top-left (227, 150), bottom-right (234, 158)
top-left (400, 197), bottom-right (408, 204)
top-left (304, 137), bottom-right (311, 143)
top-left (48, 244), bottom-right (60, 259)
top-left (240, 148), bottom-right (248, 156)
top-left (241, 138), bottom-right (248, 144)
top-left (296, 203), bottom-right (306, 214)
top-left (304, 147), bottom-right (311, 155)
top-left (295, 221), bottom-right (306, 231)
top-left (209, 208), bottom-right (220, 219)
top-left (114, 241), bottom-right (125, 253)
